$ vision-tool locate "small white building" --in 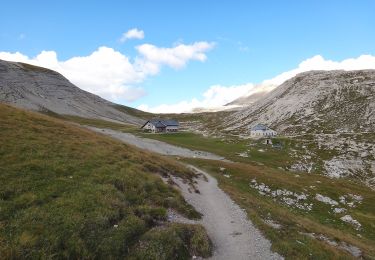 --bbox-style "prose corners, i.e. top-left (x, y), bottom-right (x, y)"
top-left (250, 124), bottom-right (277, 138)
top-left (141, 119), bottom-right (179, 133)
